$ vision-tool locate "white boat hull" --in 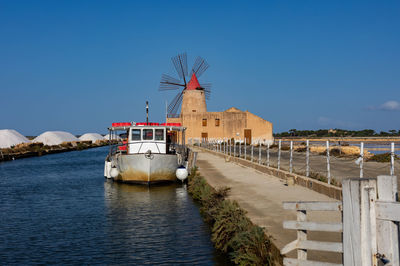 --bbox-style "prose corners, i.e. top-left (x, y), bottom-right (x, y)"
top-left (110, 153), bottom-right (179, 184)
